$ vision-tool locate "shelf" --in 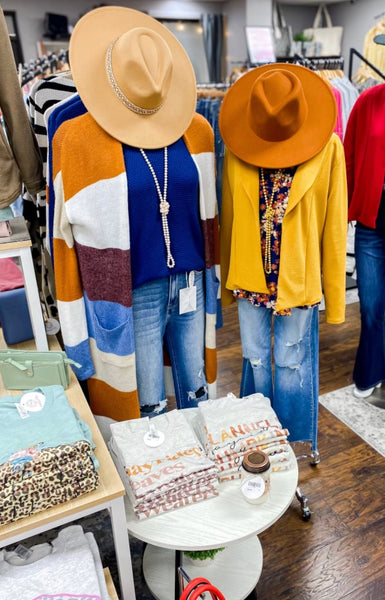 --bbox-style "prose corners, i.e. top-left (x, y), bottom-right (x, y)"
top-left (0, 330), bottom-right (135, 600)
top-left (143, 537), bottom-right (263, 600)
